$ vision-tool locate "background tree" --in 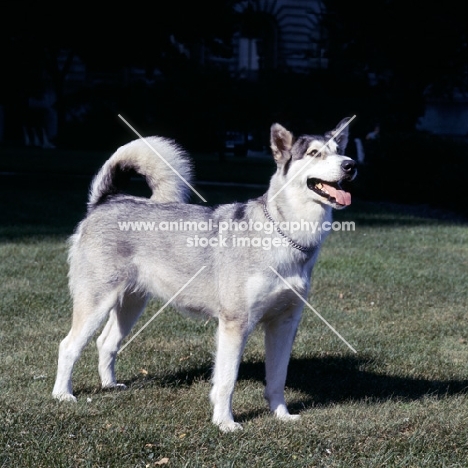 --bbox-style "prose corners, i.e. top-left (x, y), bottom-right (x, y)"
top-left (0, 1), bottom-right (241, 146)
top-left (323, 0), bottom-right (468, 131)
